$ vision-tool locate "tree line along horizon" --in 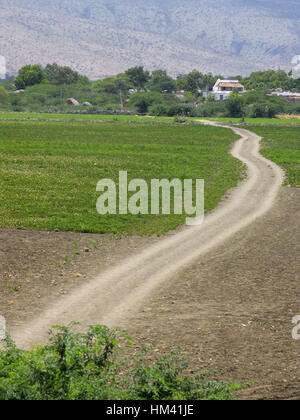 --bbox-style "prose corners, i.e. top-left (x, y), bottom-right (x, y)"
top-left (0, 63), bottom-right (300, 118)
